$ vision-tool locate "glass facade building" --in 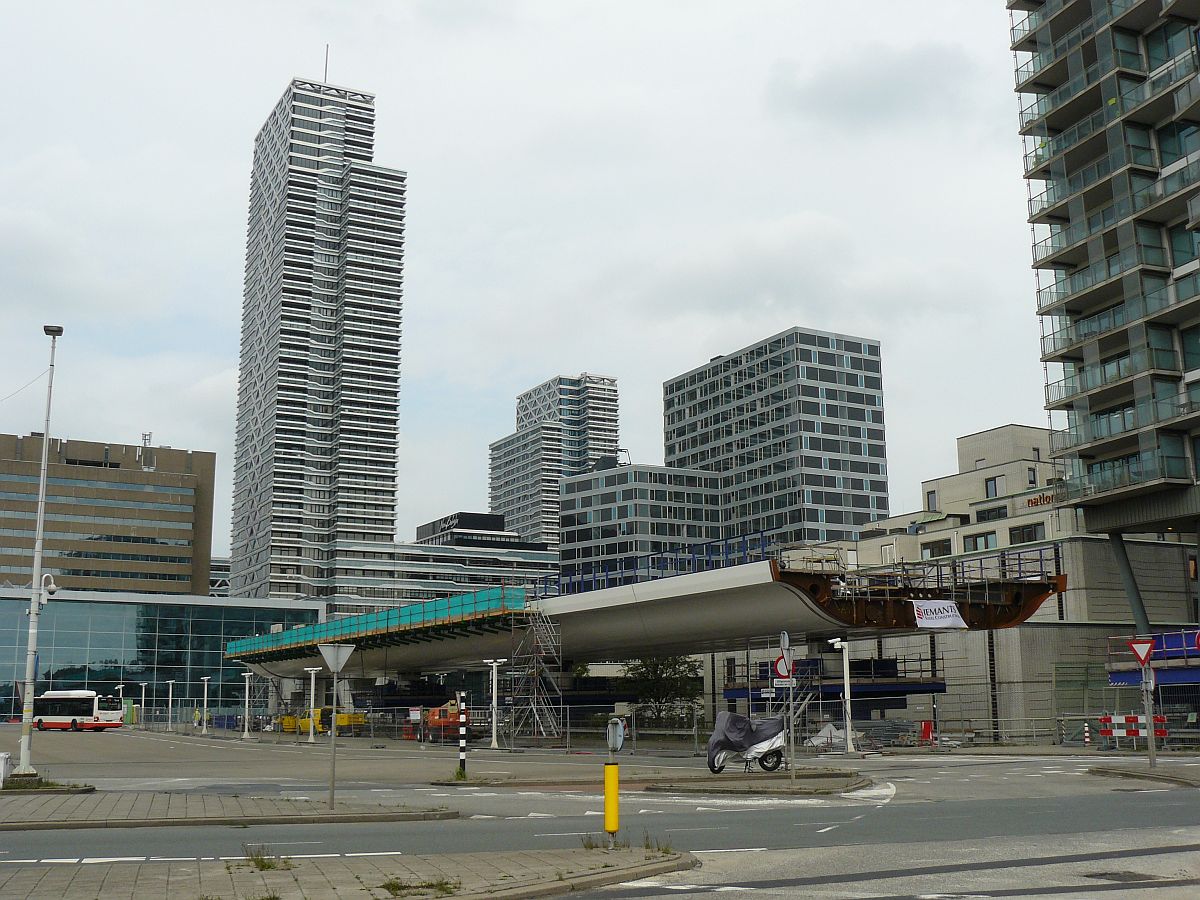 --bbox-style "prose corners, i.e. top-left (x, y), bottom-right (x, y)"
top-left (0, 590), bottom-right (316, 718)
